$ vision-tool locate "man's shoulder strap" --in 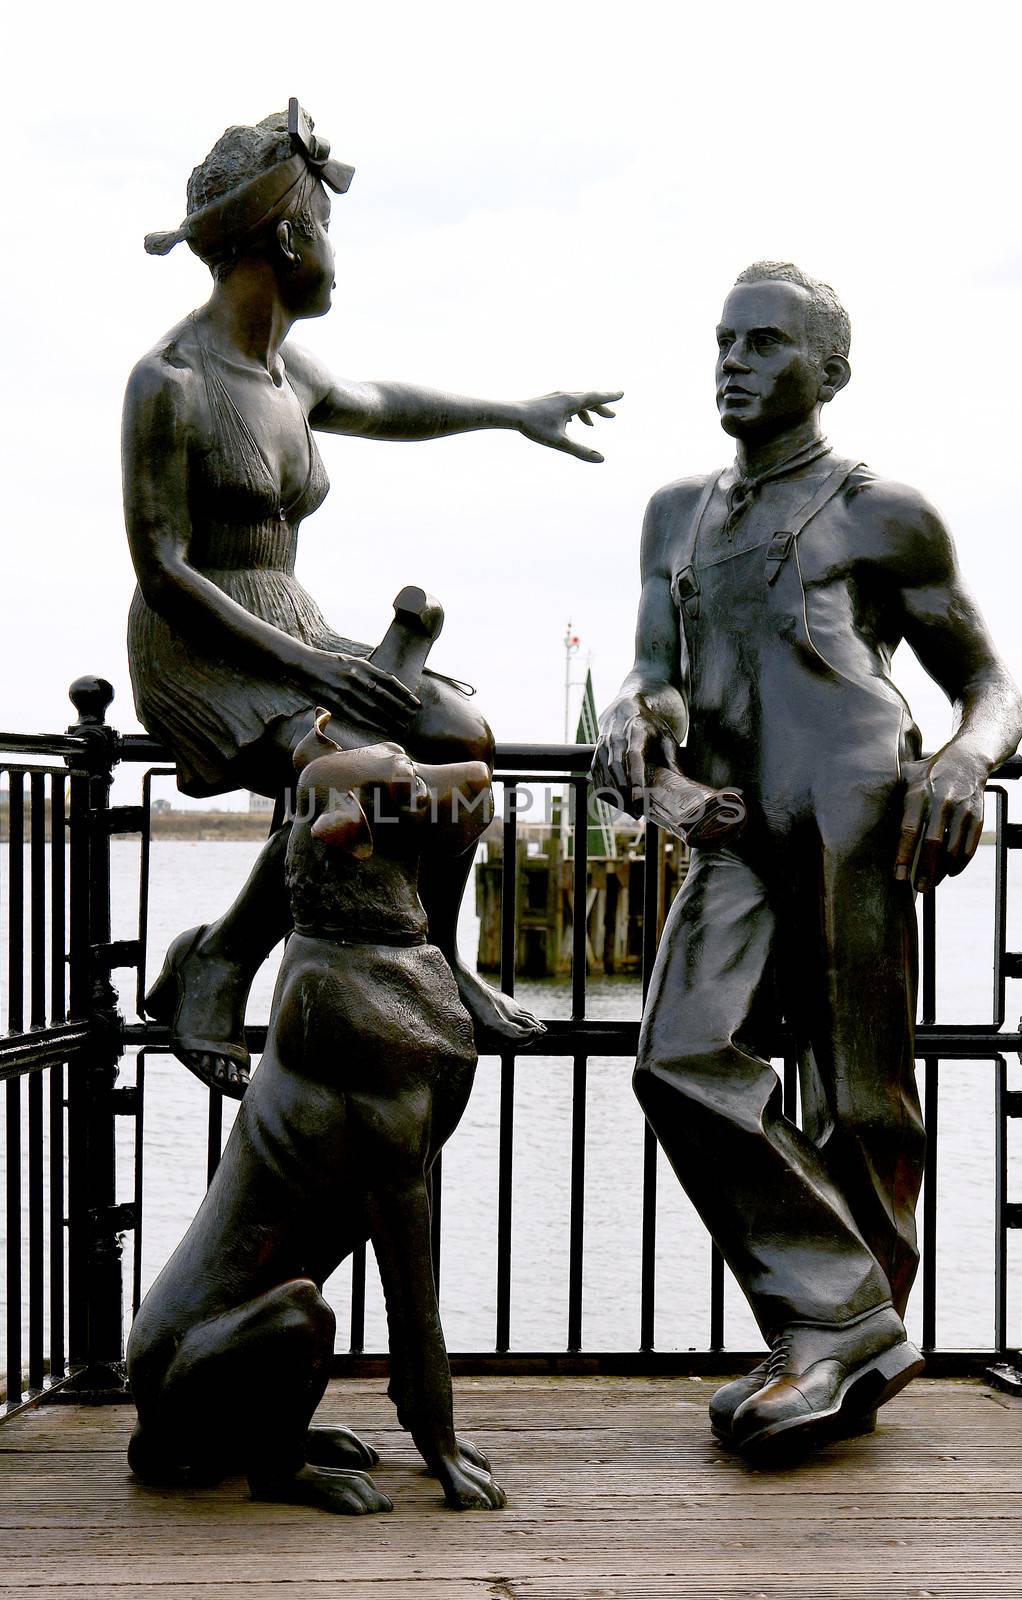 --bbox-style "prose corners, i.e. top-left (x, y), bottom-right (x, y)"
top-left (765, 457), bottom-right (866, 584)
top-left (666, 471), bottom-right (724, 612)
top-left (670, 470), bottom-right (723, 567)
